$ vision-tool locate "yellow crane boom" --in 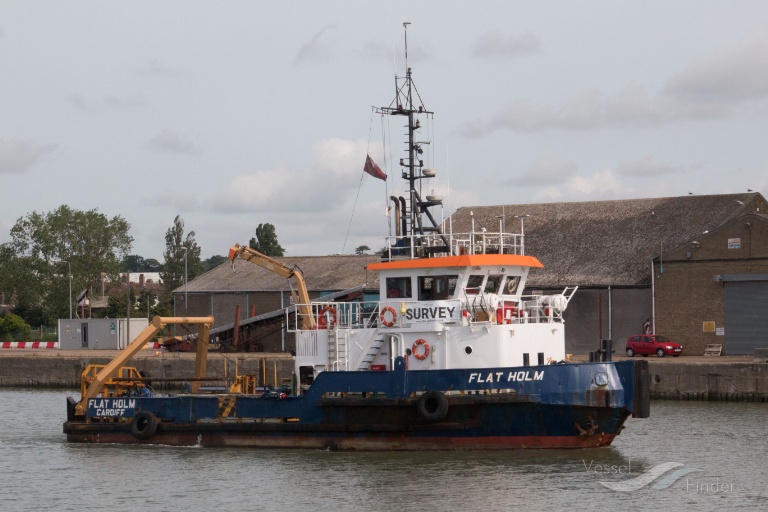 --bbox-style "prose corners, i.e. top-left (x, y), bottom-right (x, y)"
top-left (74, 315), bottom-right (214, 416)
top-left (228, 244), bottom-right (316, 330)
